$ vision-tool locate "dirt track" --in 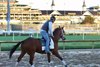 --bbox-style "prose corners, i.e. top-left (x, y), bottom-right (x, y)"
top-left (0, 49), bottom-right (100, 67)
